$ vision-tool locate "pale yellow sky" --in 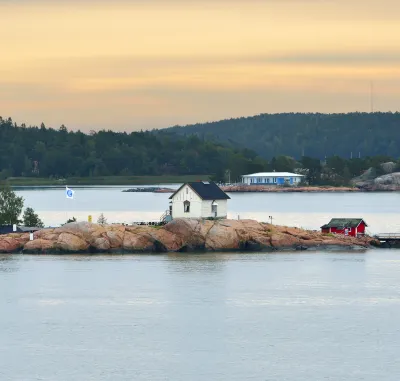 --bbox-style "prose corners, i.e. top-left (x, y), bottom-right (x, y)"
top-left (1, 0), bottom-right (400, 130)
